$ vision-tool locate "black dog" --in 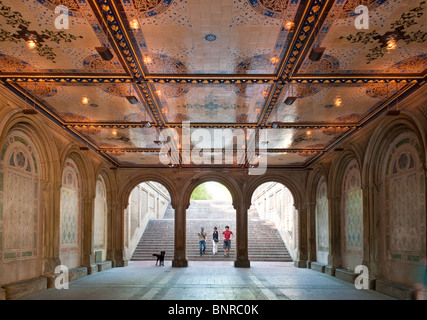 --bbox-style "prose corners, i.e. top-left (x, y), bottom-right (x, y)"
top-left (153, 251), bottom-right (165, 266)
